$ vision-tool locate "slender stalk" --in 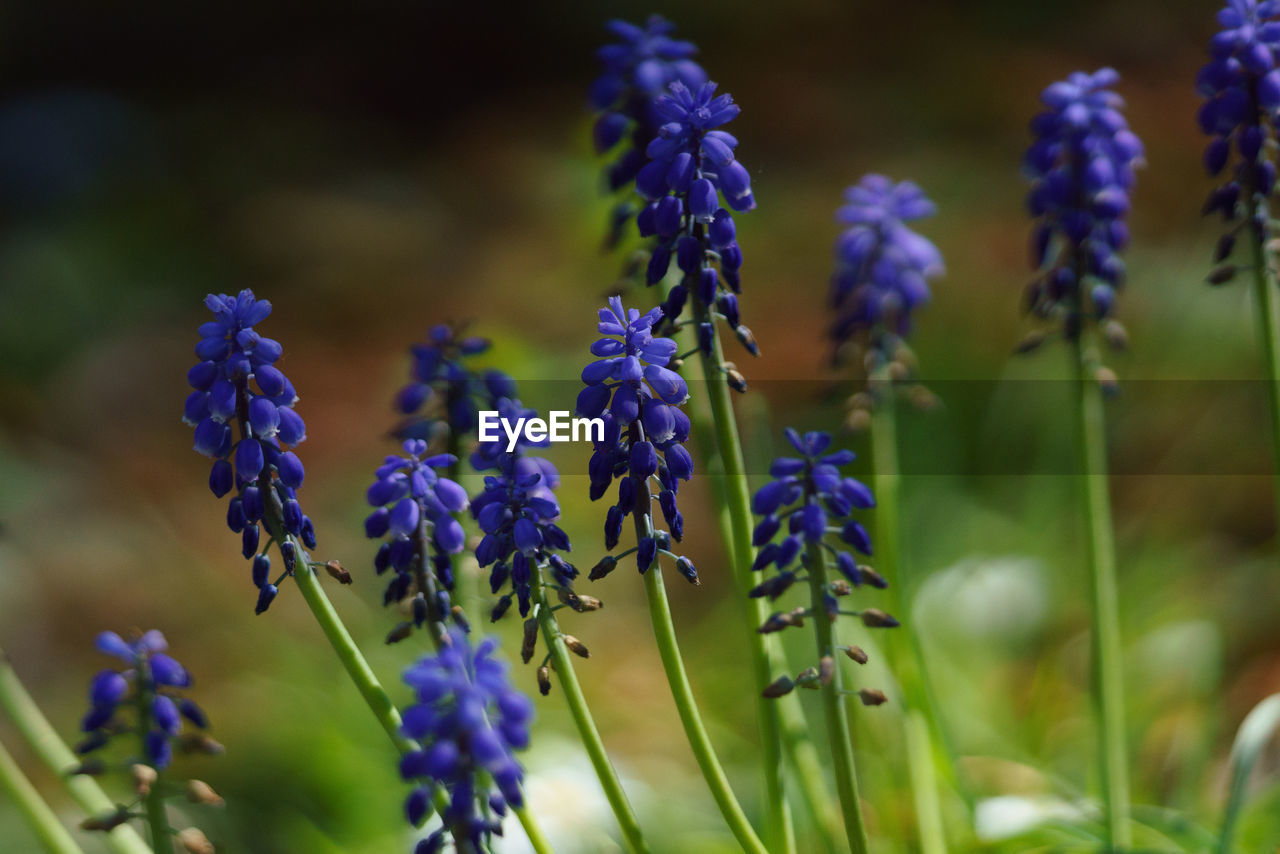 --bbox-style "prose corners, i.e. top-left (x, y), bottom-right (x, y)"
top-left (514, 804), bottom-right (555, 853)
top-left (0, 737), bottom-right (84, 854)
top-left (805, 541), bottom-right (871, 854)
top-left (1070, 332), bottom-right (1130, 851)
top-left (1247, 224), bottom-right (1280, 524)
top-left (0, 652), bottom-right (153, 854)
top-left (134, 675), bottom-right (172, 854)
top-left (640, 563), bottom-right (769, 854)
top-left (685, 335), bottom-right (839, 847)
top-left (690, 302), bottom-right (798, 854)
top-left (530, 571), bottom-right (650, 853)
top-left (869, 390), bottom-right (955, 853)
